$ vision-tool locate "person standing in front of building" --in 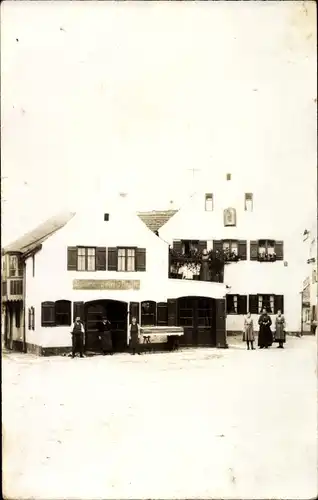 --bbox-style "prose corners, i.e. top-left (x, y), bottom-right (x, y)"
top-left (71, 317), bottom-right (85, 358)
top-left (129, 316), bottom-right (141, 355)
top-left (274, 310), bottom-right (286, 349)
top-left (258, 308), bottom-right (273, 349)
top-left (98, 316), bottom-right (113, 355)
top-left (243, 312), bottom-right (255, 350)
